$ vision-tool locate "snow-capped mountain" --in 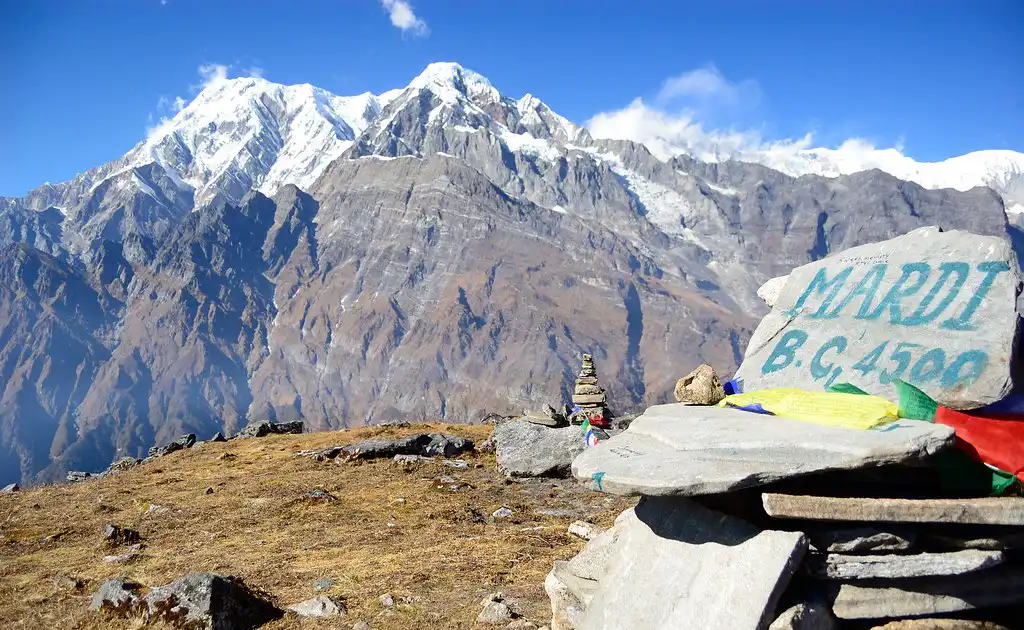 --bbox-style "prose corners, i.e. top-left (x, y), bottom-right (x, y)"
top-left (0, 61), bottom-right (1014, 487)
